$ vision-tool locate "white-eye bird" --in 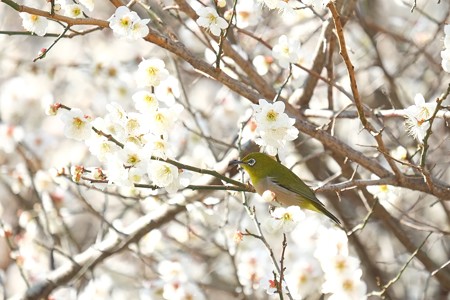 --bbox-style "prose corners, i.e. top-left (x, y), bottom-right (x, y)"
top-left (232, 152), bottom-right (341, 225)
